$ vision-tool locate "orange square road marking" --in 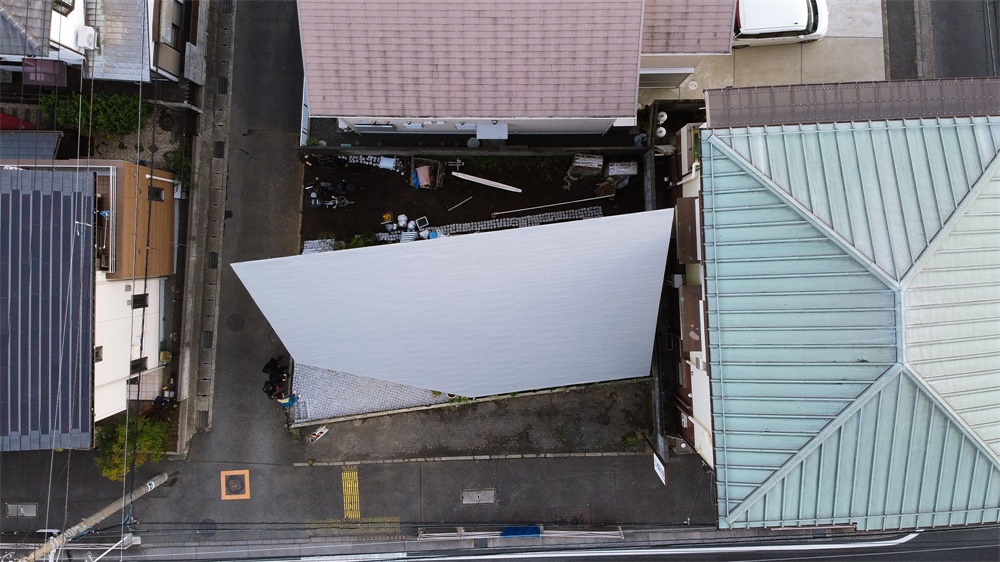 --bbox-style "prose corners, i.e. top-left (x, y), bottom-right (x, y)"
top-left (220, 469), bottom-right (250, 500)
